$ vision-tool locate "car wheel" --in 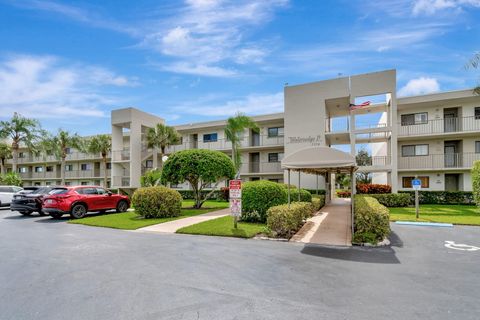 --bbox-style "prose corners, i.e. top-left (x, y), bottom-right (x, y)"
top-left (50, 212), bottom-right (63, 219)
top-left (70, 204), bottom-right (87, 219)
top-left (20, 211), bottom-right (33, 216)
top-left (38, 210), bottom-right (47, 216)
top-left (116, 200), bottom-right (129, 213)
